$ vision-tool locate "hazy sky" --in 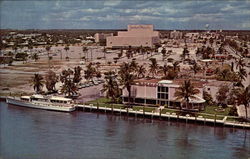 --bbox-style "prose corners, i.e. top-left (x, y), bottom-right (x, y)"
top-left (1, 0), bottom-right (250, 30)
